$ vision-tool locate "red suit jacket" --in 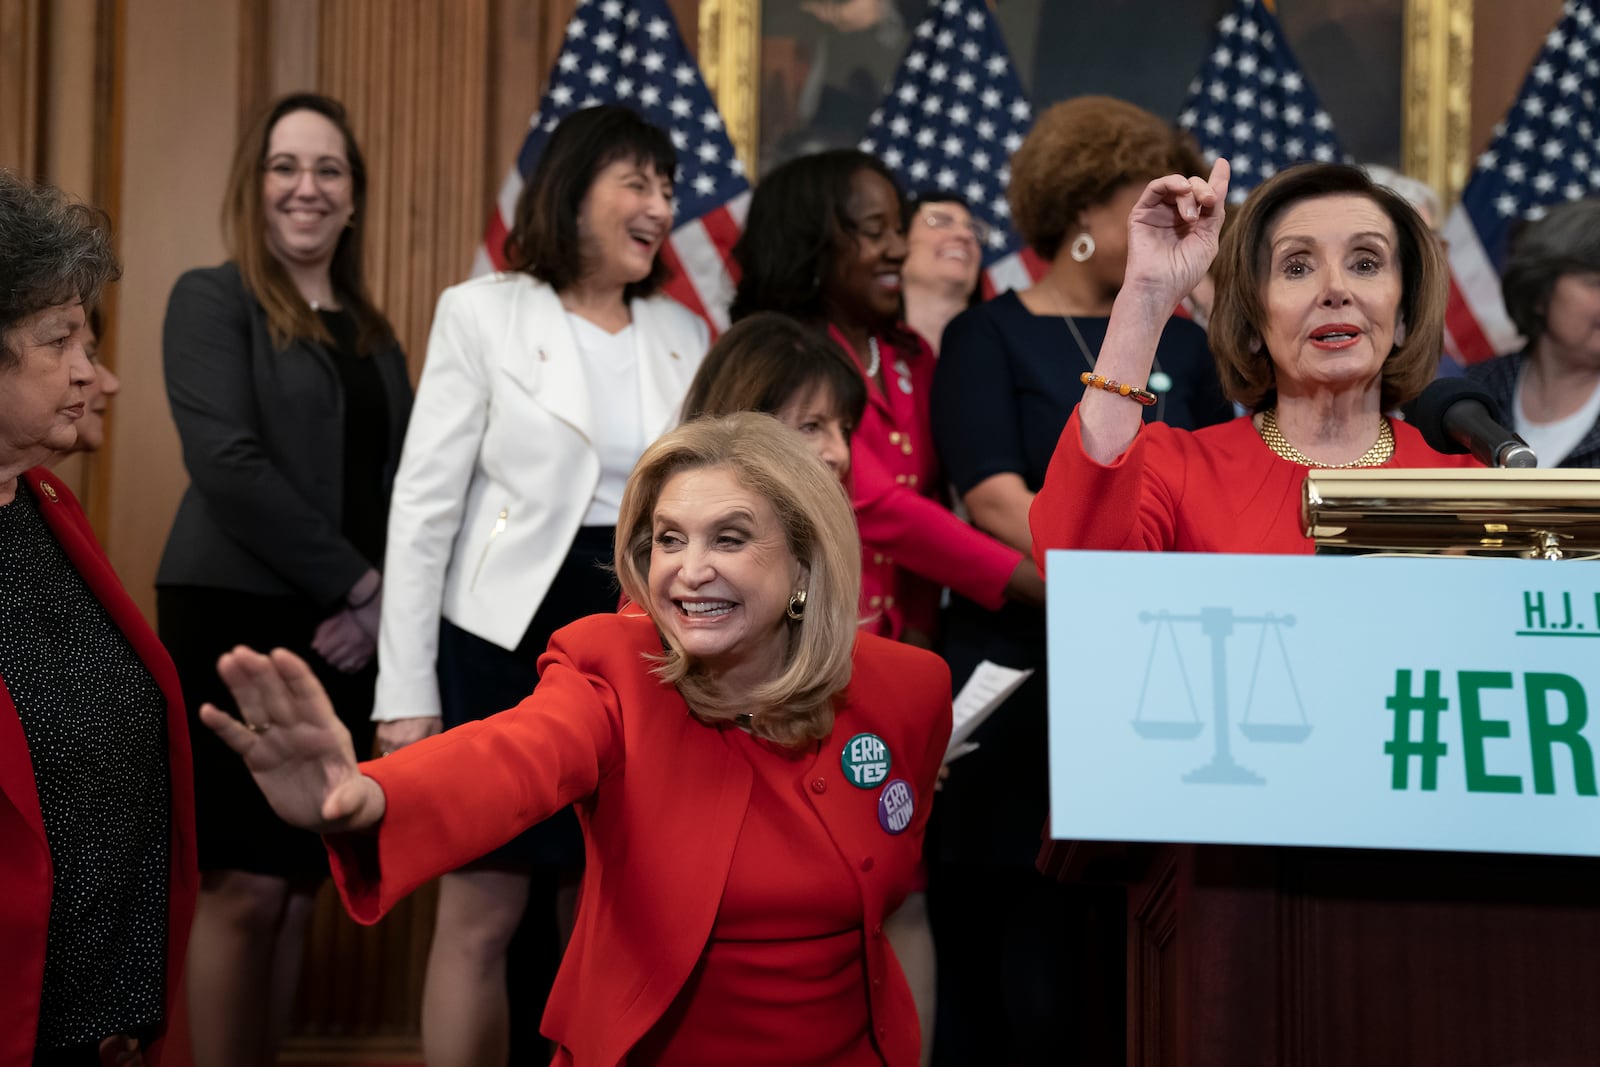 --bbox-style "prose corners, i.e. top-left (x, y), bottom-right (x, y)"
top-left (830, 325), bottom-right (1021, 639)
top-left (1032, 412), bottom-right (1481, 559)
top-left (0, 468), bottom-right (196, 1066)
top-left (329, 611), bottom-right (950, 1066)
